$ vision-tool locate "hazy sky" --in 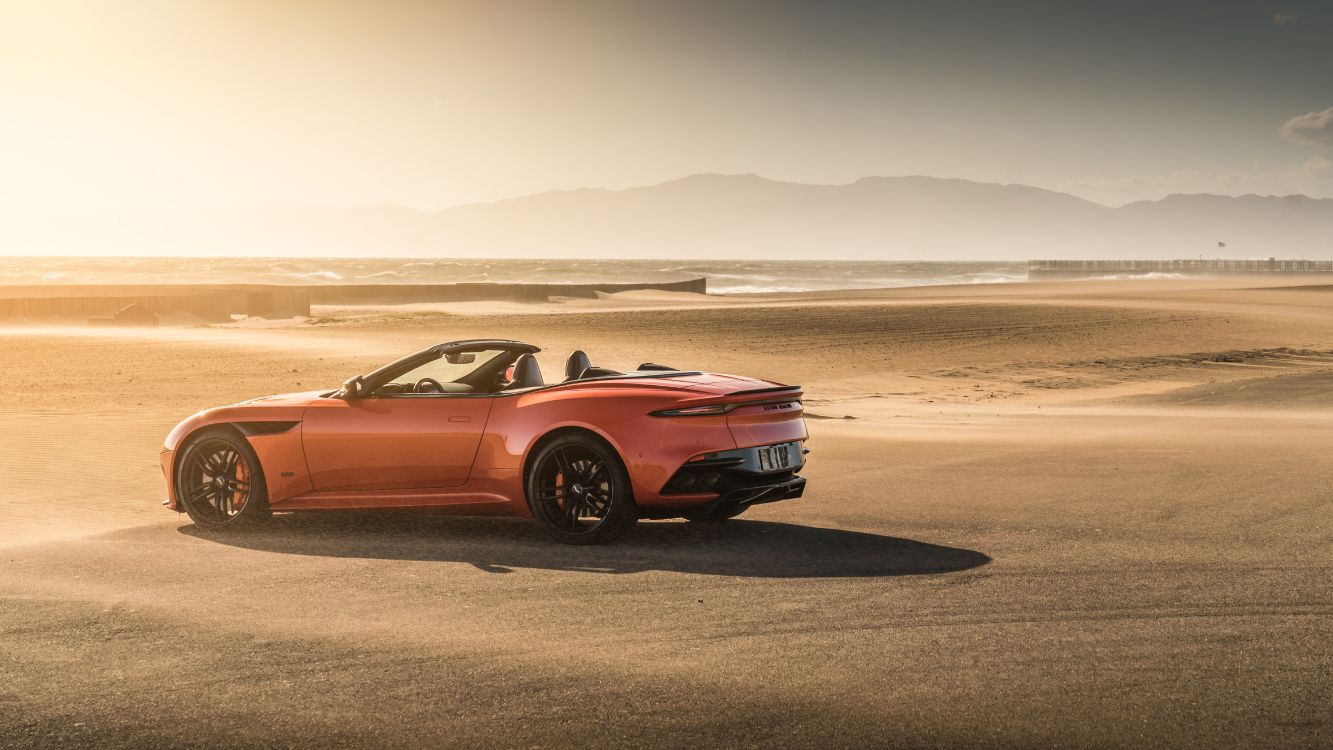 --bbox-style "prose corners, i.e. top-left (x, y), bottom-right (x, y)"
top-left (3, 0), bottom-right (1332, 212)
